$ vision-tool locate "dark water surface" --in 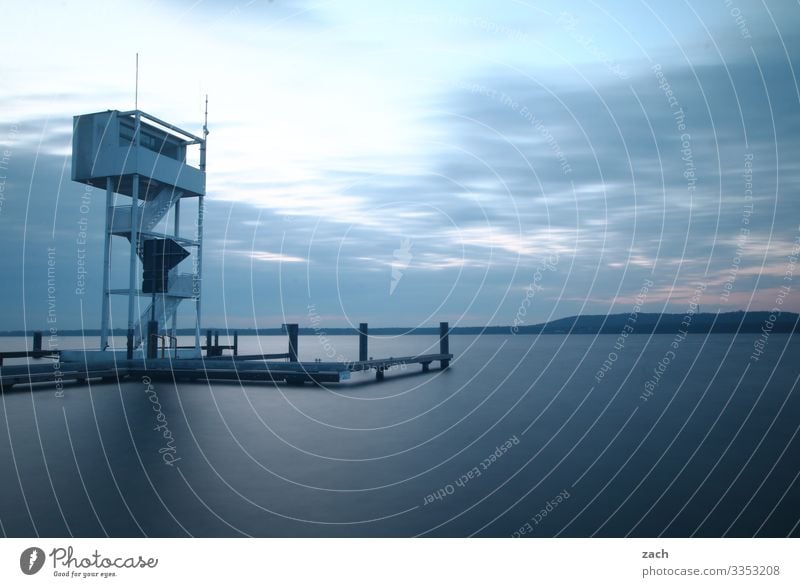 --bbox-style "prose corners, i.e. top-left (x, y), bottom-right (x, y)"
top-left (1, 334), bottom-right (798, 537)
